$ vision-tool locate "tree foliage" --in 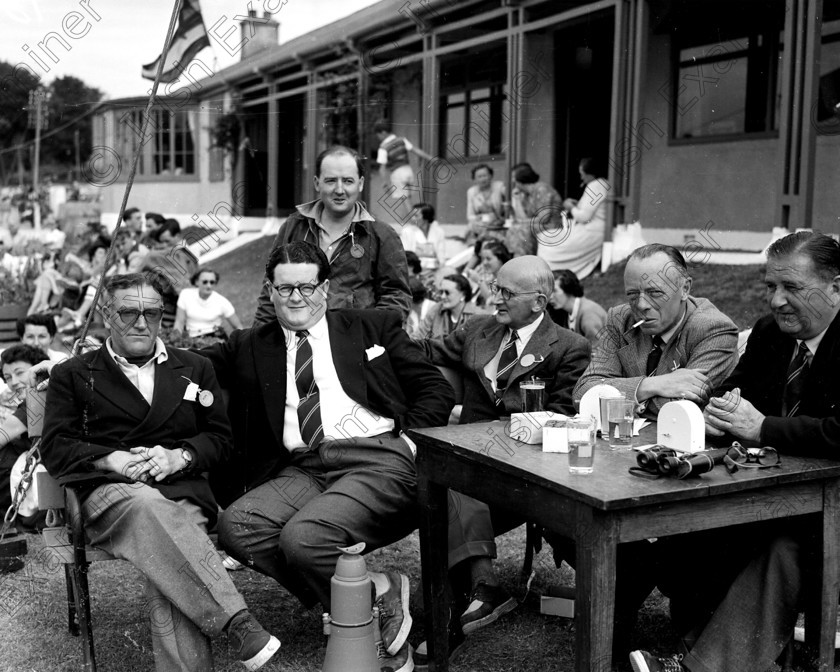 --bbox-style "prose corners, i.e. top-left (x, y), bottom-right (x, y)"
top-left (0, 61), bottom-right (102, 180)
